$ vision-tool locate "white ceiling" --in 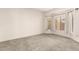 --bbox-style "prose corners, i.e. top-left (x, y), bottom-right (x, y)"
top-left (35, 8), bottom-right (73, 16)
top-left (35, 8), bottom-right (53, 12)
top-left (35, 8), bottom-right (70, 13)
top-left (36, 8), bottom-right (69, 12)
top-left (47, 8), bottom-right (74, 16)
